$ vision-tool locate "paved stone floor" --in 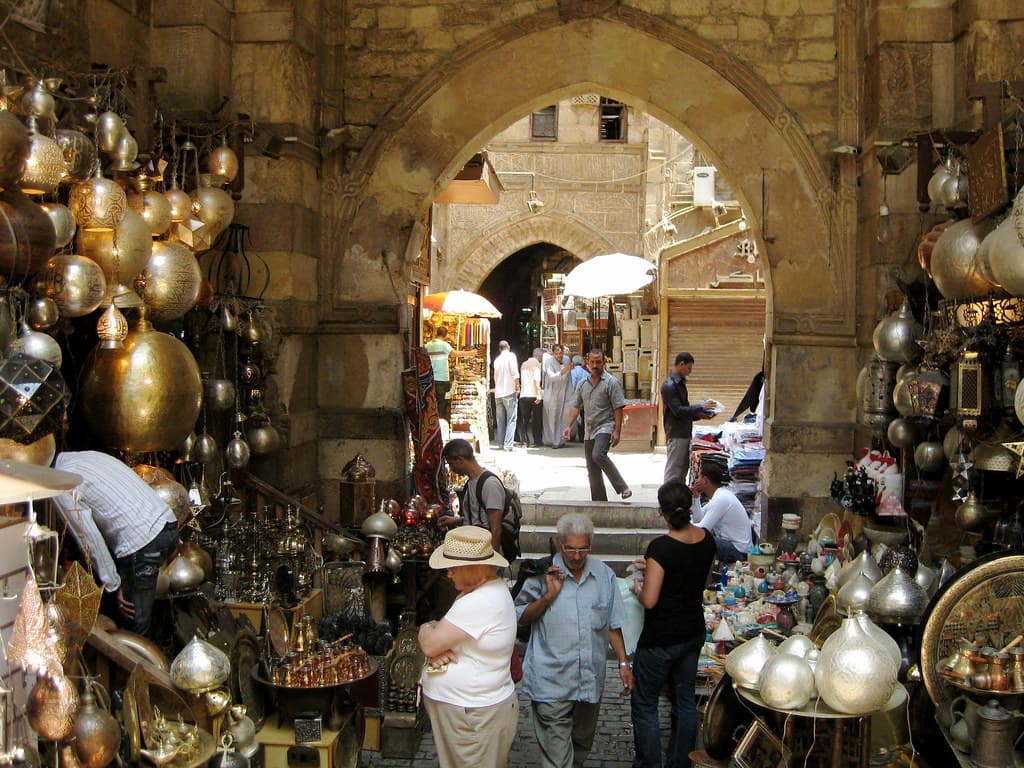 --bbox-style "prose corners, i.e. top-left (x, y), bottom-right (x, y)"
top-left (361, 660), bottom-right (675, 768)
